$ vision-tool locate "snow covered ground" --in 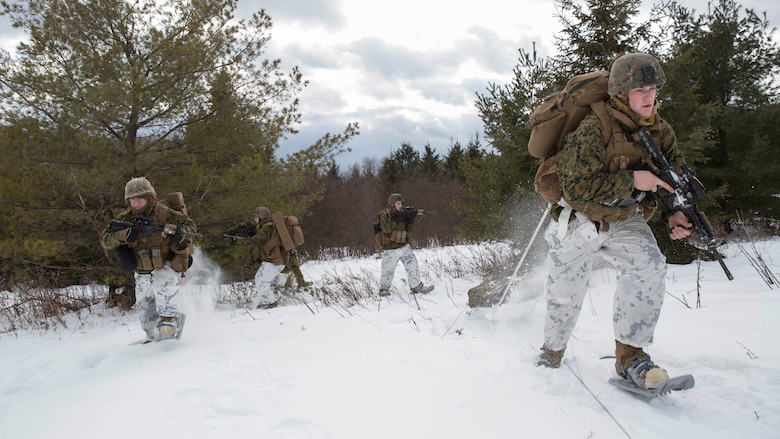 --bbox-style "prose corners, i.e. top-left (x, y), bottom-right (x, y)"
top-left (1, 238), bottom-right (779, 439)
